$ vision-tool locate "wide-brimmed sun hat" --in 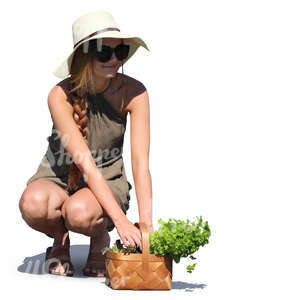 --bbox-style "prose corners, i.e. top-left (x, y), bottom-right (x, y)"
top-left (53, 10), bottom-right (150, 79)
